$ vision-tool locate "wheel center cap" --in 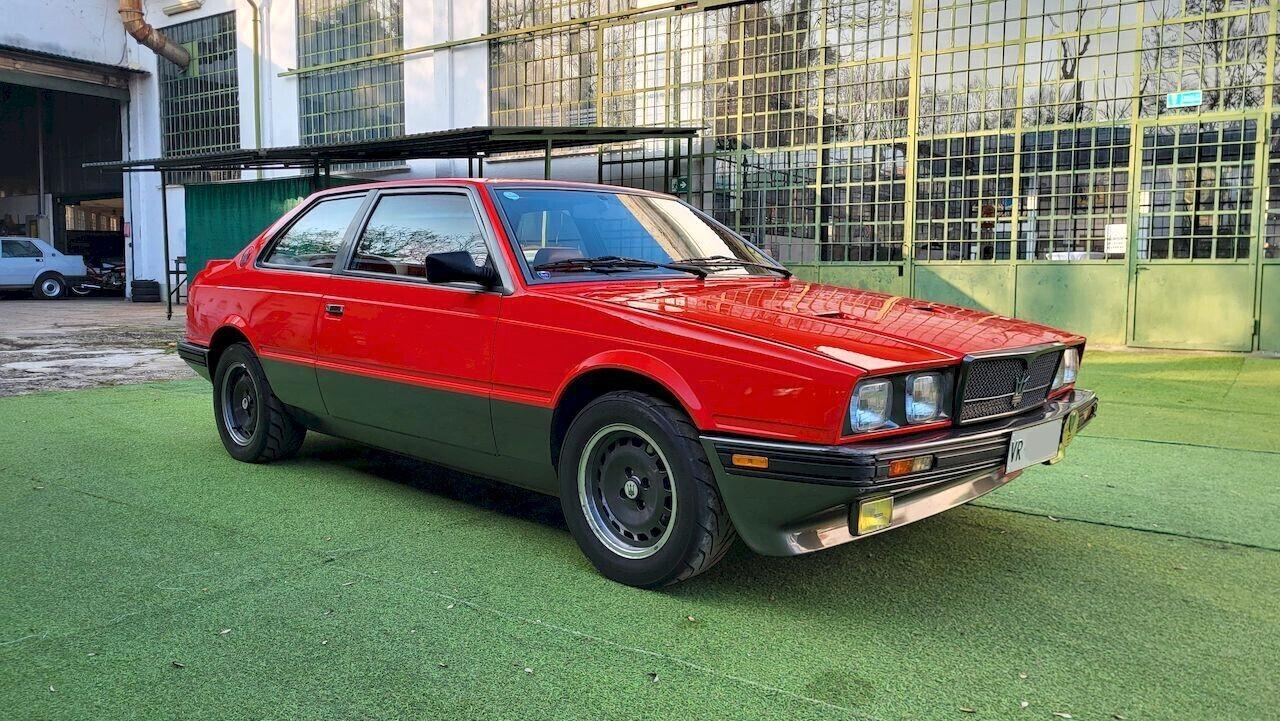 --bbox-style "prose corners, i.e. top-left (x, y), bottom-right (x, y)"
top-left (622, 478), bottom-right (640, 500)
top-left (241, 396), bottom-right (251, 411)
